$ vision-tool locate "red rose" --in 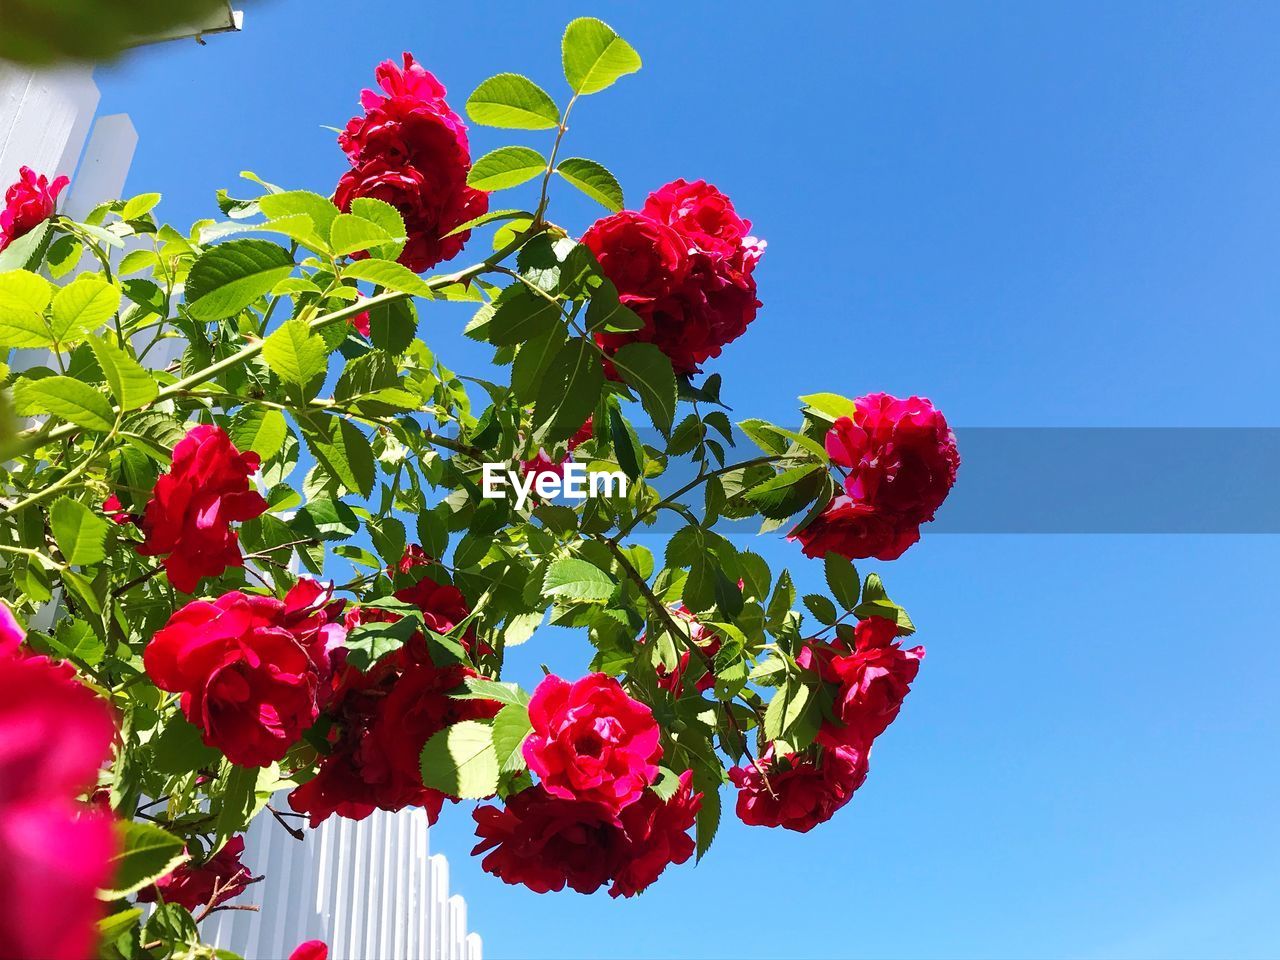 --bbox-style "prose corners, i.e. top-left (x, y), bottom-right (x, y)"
top-left (290, 584), bottom-right (497, 827)
top-left (0, 166), bottom-right (69, 253)
top-left (394, 543), bottom-right (432, 575)
top-left (609, 771), bottom-right (701, 898)
top-left (827, 394), bottom-right (959, 524)
top-left (799, 616), bottom-right (924, 750)
top-left (729, 746), bottom-right (868, 833)
top-left (522, 674), bottom-right (662, 812)
top-left (290, 942), bottom-right (329, 960)
top-left (136, 424), bottom-right (269, 594)
top-left (0, 602), bottom-right (23, 656)
top-left (646, 605), bottom-right (722, 696)
top-left (336, 53), bottom-right (487, 273)
top-left (471, 786), bottom-right (627, 895)
top-left (793, 496), bottom-right (921, 561)
top-left (567, 416), bottom-right (594, 451)
top-left (102, 494), bottom-right (138, 526)
top-left (583, 180), bottom-right (764, 375)
top-left (138, 835), bottom-right (253, 913)
top-left (0, 636), bottom-right (117, 960)
top-left (144, 581), bottom-right (345, 767)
